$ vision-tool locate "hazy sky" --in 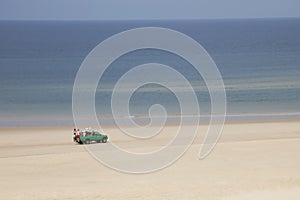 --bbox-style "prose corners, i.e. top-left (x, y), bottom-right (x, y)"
top-left (0, 0), bottom-right (299, 20)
